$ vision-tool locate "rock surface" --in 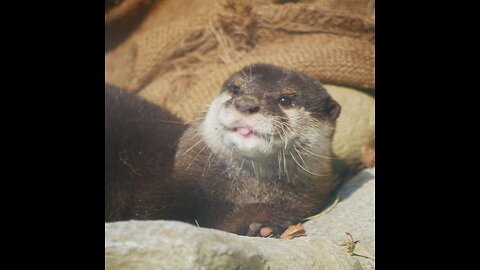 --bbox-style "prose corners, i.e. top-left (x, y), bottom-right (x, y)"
top-left (105, 168), bottom-right (375, 270)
